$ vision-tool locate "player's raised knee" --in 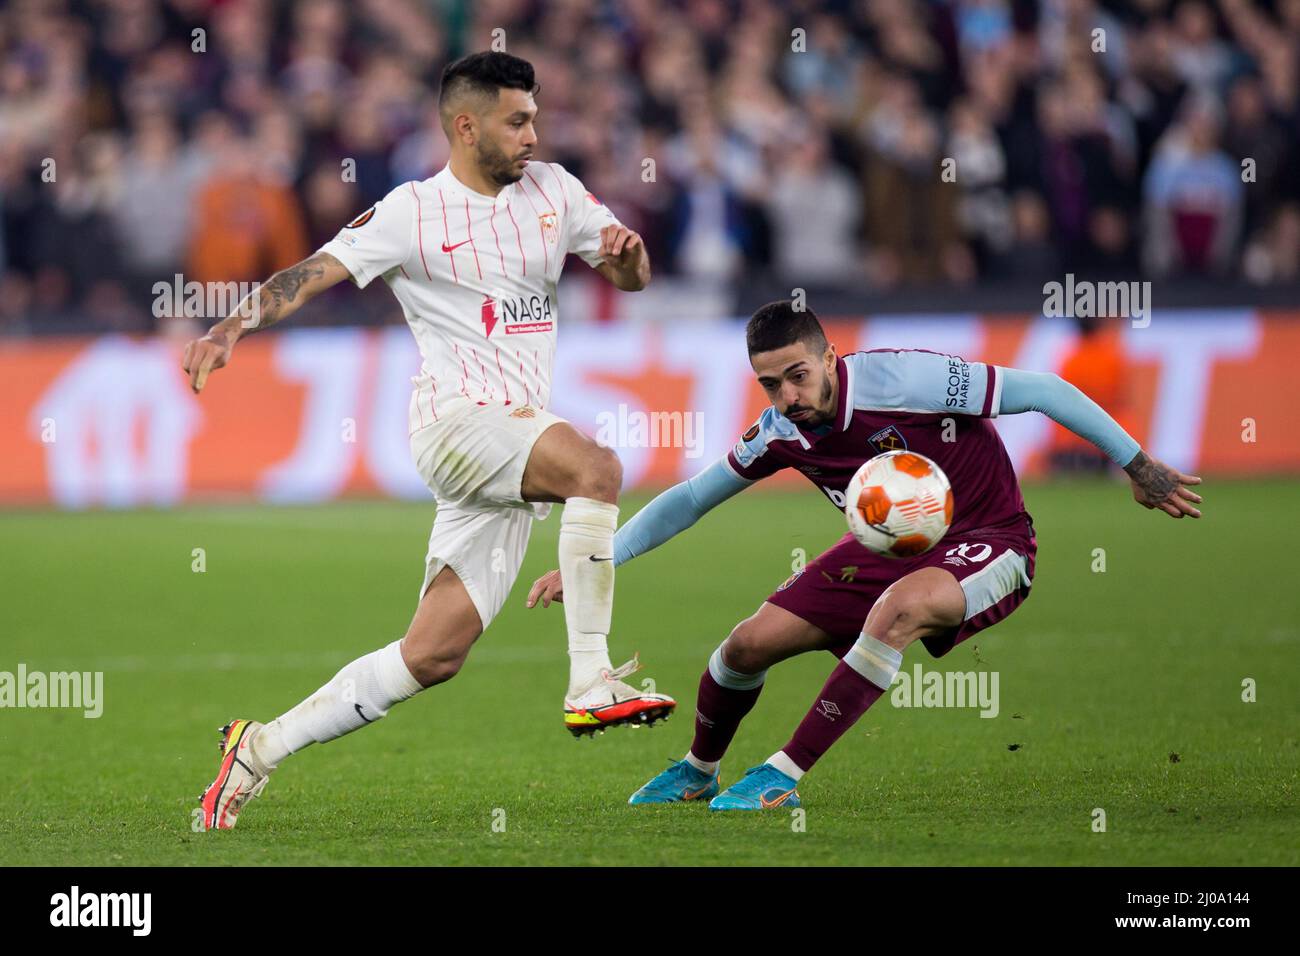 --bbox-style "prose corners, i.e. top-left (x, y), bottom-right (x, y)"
top-left (572, 443), bottom-right (622, 502)
top-left (871, 573), bottom-right (964, 647)
top-left (875, 590), bottom-right (927, 641)
top-left (721, 619), bottom-right (768, 675)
